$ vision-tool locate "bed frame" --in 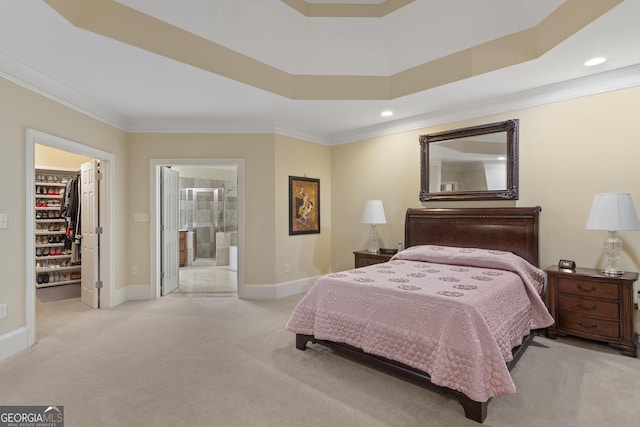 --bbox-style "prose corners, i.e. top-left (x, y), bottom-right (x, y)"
top-left (295, 207), bottom-right (542, 423)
